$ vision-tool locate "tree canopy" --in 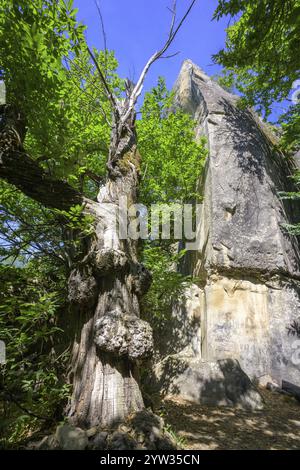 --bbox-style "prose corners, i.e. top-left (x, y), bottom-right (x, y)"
top-left (213, 0), bottom-right (300, 152)
top-left (213, 0), bottom-right (300, 113)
